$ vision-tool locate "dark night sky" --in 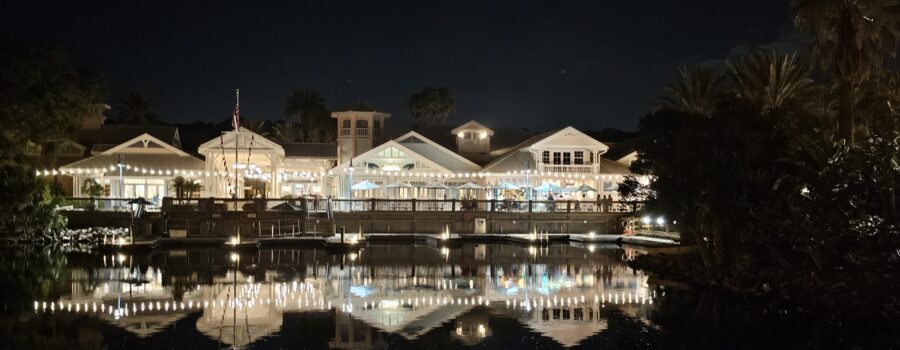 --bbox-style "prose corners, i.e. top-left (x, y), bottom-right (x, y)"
top-left (0, 1), bottom-right (798, 131)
